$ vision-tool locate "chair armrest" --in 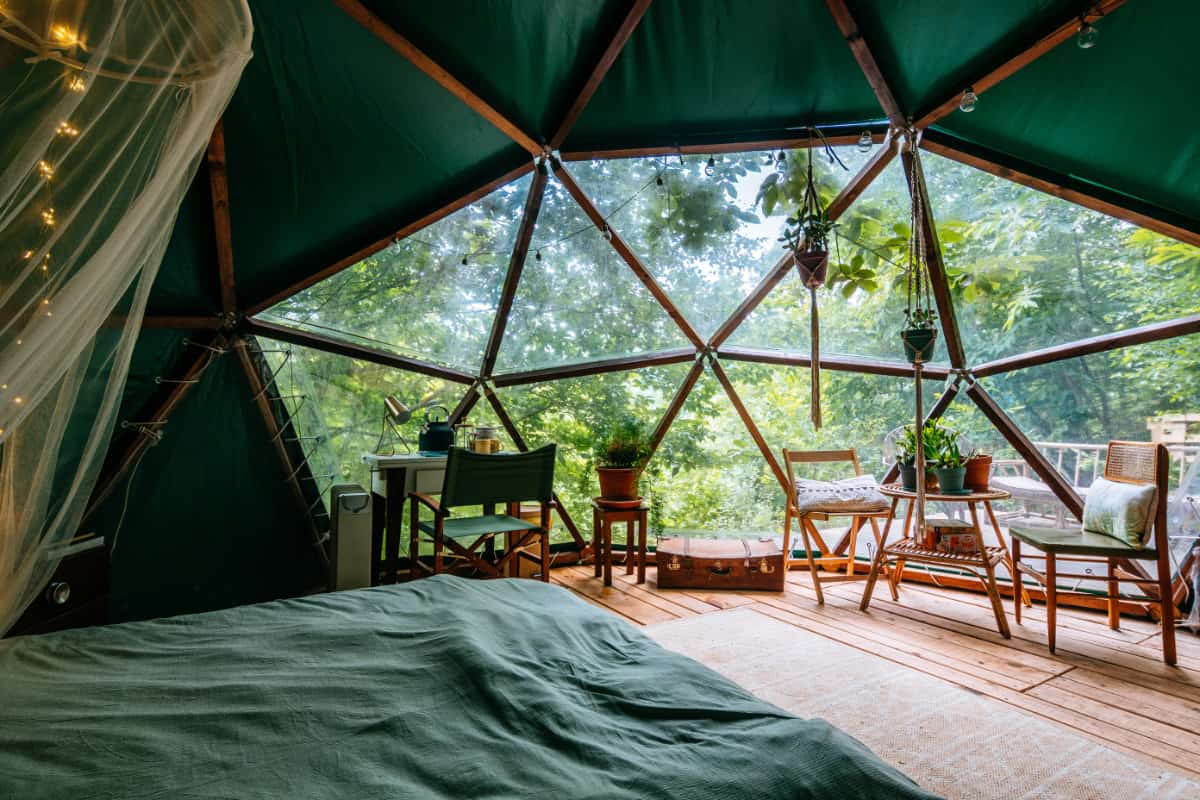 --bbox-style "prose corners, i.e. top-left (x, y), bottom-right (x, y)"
top-left (409, 492), bottom-right (446, 516)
